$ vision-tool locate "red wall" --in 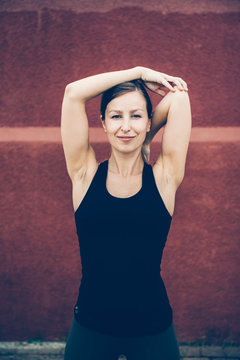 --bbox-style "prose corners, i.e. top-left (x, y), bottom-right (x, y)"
top-left (0, 0), bottom-right (239, 343)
